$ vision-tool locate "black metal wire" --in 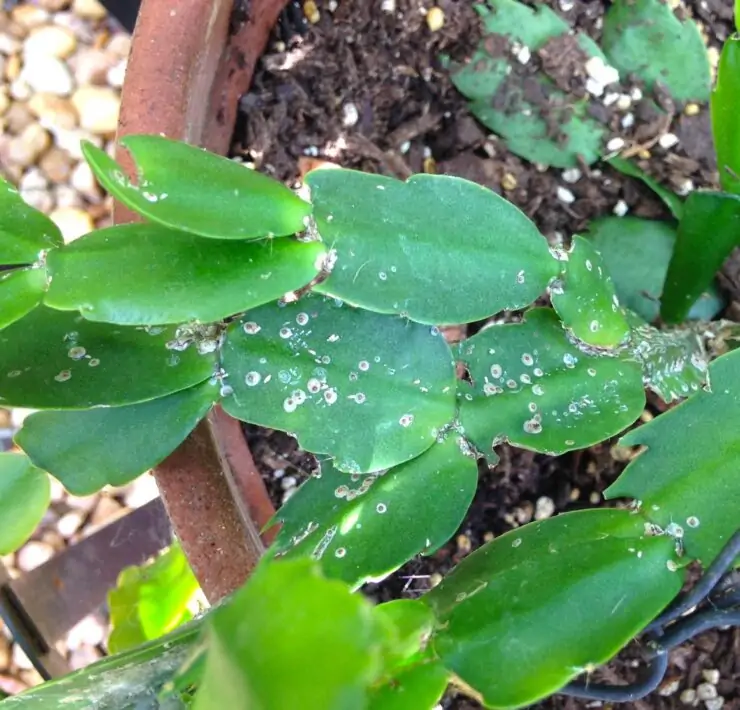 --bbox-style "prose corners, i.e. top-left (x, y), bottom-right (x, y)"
top-left (557, 528), bottom-right (740, 703)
